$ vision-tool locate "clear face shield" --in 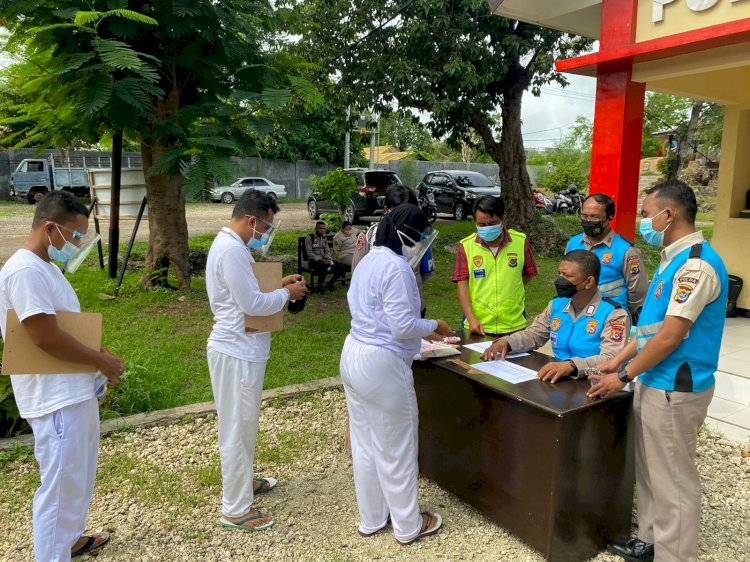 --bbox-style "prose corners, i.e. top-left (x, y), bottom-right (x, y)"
top-left (63, 233), bottom-right (101, 274)
top-left (397, 227), bottom-right (439, 269)
top-left (256, 219), bottom-right (280, 257)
